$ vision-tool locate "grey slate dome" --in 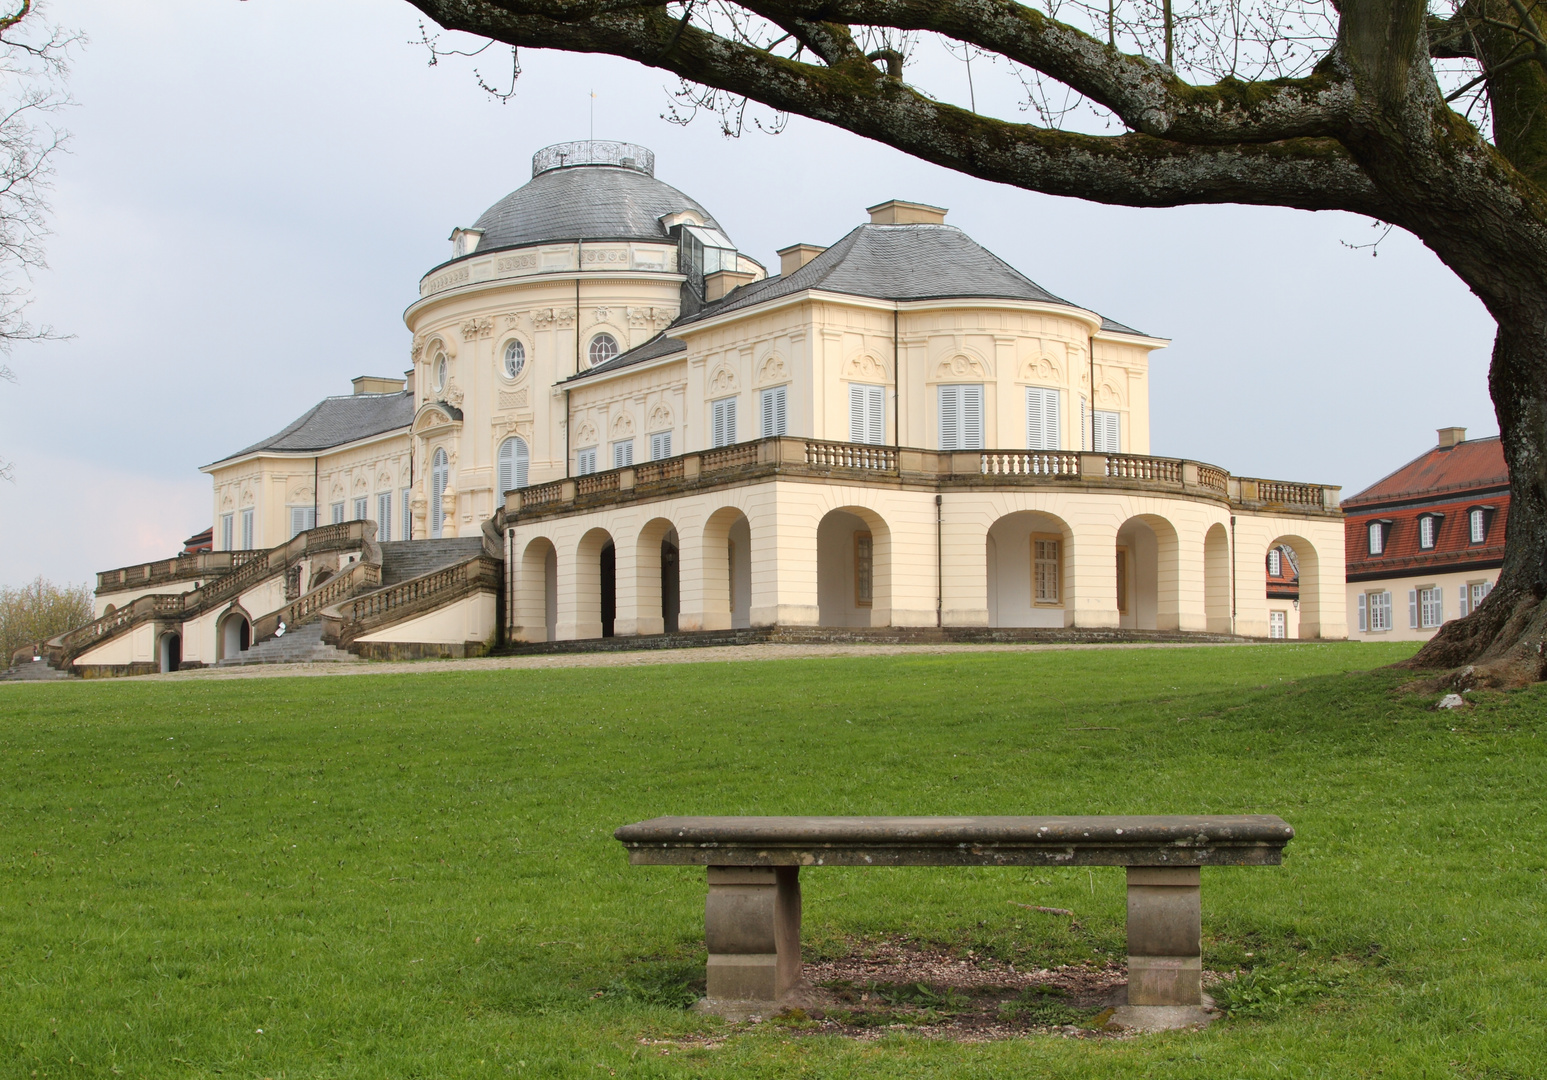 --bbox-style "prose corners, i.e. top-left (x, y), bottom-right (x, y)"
top-left (467, 140), bottom-right (729, 253)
